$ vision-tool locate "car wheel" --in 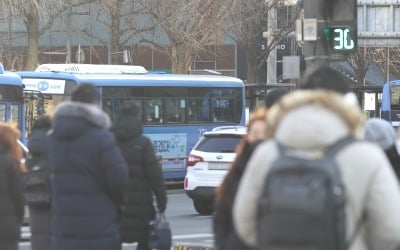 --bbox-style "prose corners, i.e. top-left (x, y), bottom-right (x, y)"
top-left (193, 199), bottom-right (213, 215)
